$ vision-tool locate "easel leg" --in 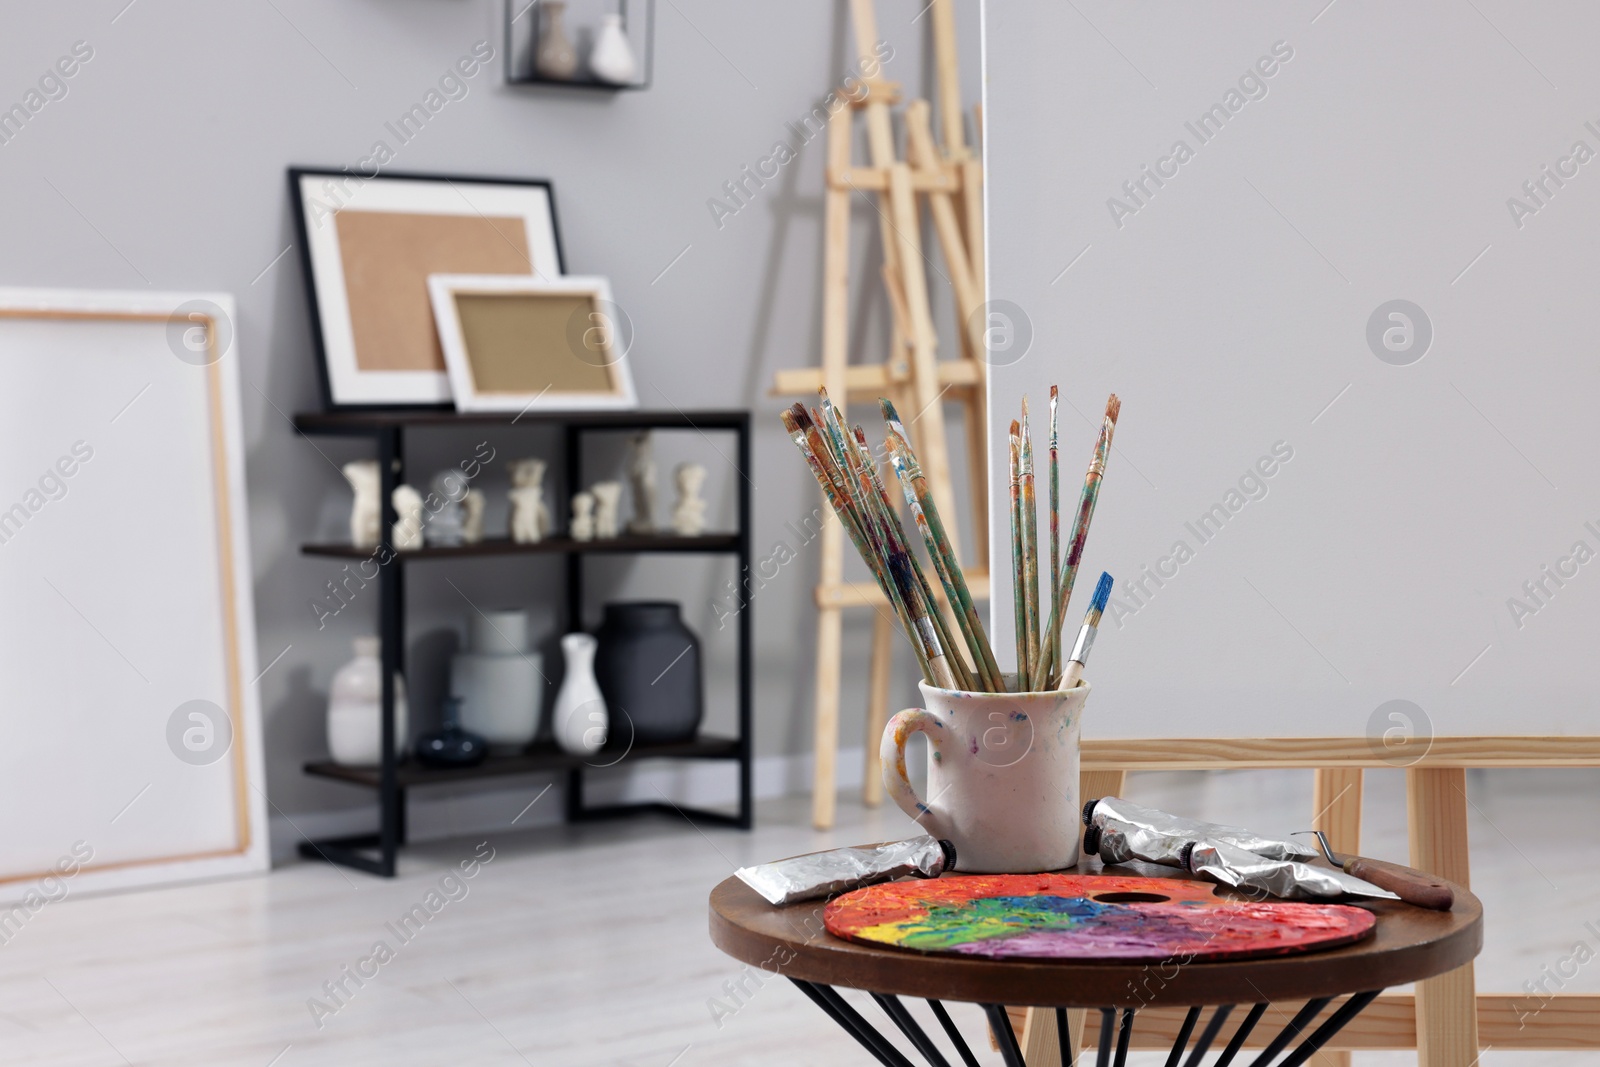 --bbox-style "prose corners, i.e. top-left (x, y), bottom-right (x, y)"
top-left (1311, 767), bottom-right (1364, 1067)
top-left (861, 611), bottom-right (894, 806)
top-left (811, 601), bottom-right (842, 831)
top-left (1409, 767), bottom-right (1479, 1067)
top-left (1022, 1005), bottom-right (1064, 1066)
